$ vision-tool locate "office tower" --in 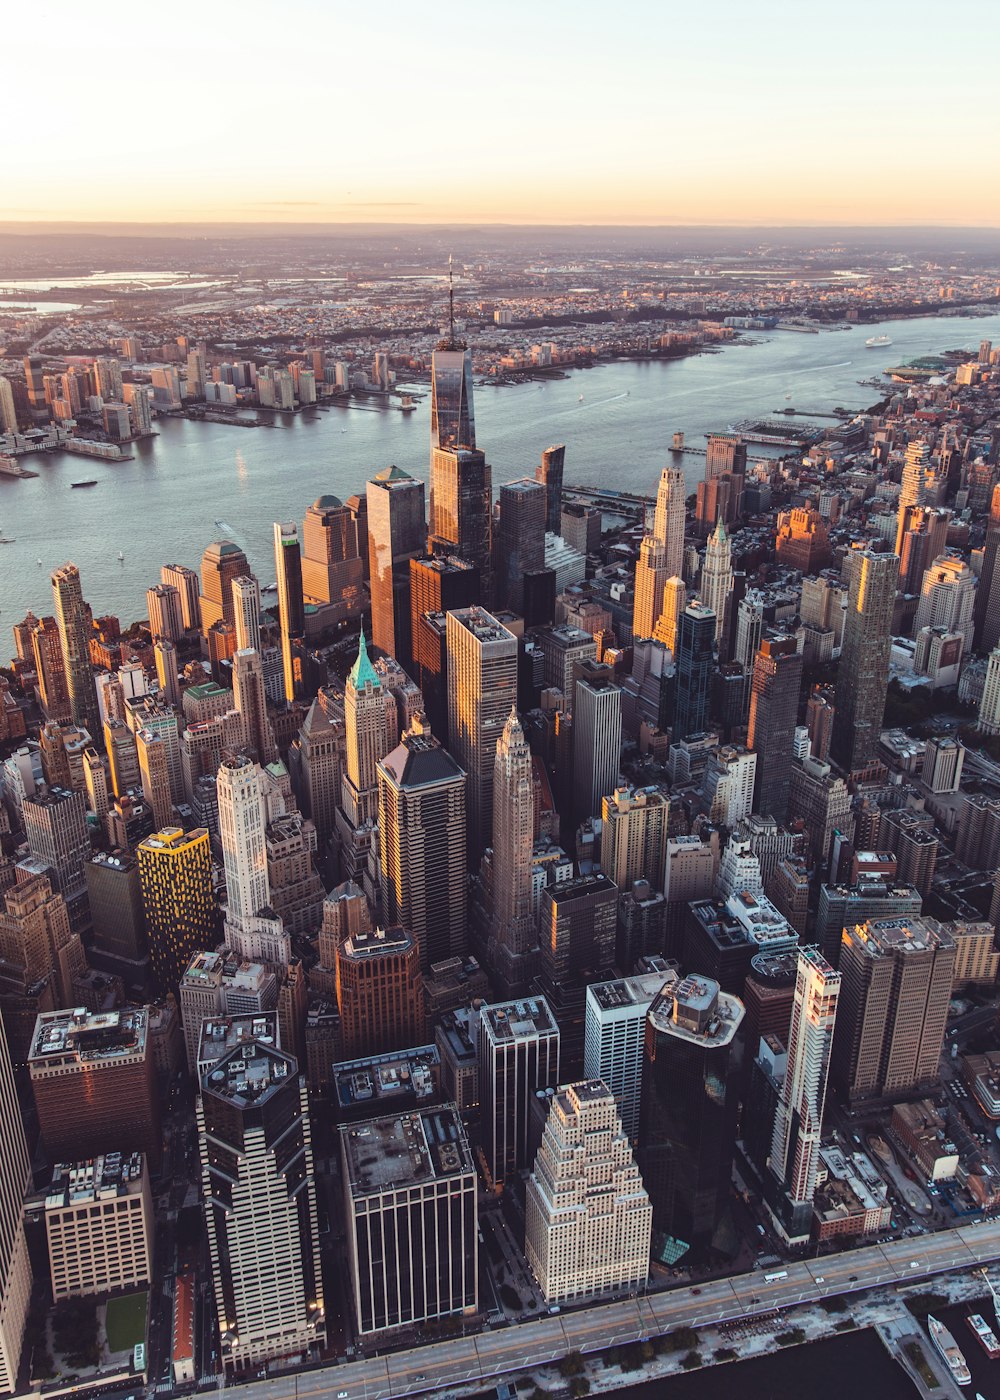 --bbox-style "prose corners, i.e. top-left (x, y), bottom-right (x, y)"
top-left (897, 506), bottom-right (952, 596)
top-left (703, 744), bottom-right (756, 827)
top-left (815, 876), bottom-right (923, 966)
top-left (92, 355), bottom-right (122, 401)
top-left (103, 716), bottom-right (139, 797)
top-left (154, 638), bottom-right (181, 706)
top-left (85, 850), bottom-right (148, 987)
top-left (638, 975), bottom-right (744, 1249)
top-left (913, 555), bottom-right (975, 651)
top-left (293, 700), bottom-right (342, 849)
top-left (272, 522), bottom-right (305, 703)
top-left (747, 637), bottom-right (803, 823)
top-left (733, 589), bottom-right (764, 716)
top-left (342, 629), bottom-right (397, 830)
top-left (672, 602), bottom-right (716, 740)
top-left (788, 755), bottom-right (853, 869)
top-left (974, 485), bottom-right (1000, 653)
top-left (831, 549), bottom-right (898, 773)
top-left (231, 576), bottom-right (261, 653)
top-left (430, 309), bottom-right (475, 451)
top-left (652, 464), bottom-right (686, 580)
top-left (525, 1080), bottom-right (651, 1303)
top-left (341, 1104), bottom-right (476, 1335)
top-left (922, 735), bottom-right (964, 793)
top-left (0, 374), bottom-right (18, 434)
top-left (377, 716), bottom-right (467, 969)
top-left (22, 786), bottom-right (90, 900)
top-left (146, 583), bottom-right (184, 642)
top-left (480, 997), bottom-right (560, 1186)
top-left (491, 708), bottom-right (537, 983)
top-left (446, 608), bottom-right (517, 858)
top-left (198, 1033), bottom-right (324, 1371)
top-left (161, 563), bottom-right (202, 633)
top-left (633, 536), bottom-right (669, 640)
top-left (573, 665), bottom-right (623, 821)
top-left (0, 873), bottom-right (83, 1016)
top-left (50, 563), bottom-right (100, 738)
top-left (334, 925), bottom-right (424, 1059)
top-left (122, 381), bottom-right (151, 435)
top-left (535, 444), bottom-right (566, 533)
top-left (979, 645), bottom-right (1000, 735)
top-left (217, 756), bottom-right (270, 929)
top-left (540, 872), bottom-right (617, 991)
top-left (805, 686), bottom-right (835, 762)
top-left (199, 541), bottom-right (249, 633)
top-left (600, 785), bottom-right (669, 891)
top-left (43, 1153), bottom-right (154, 1303)
top-left (232, 647), bottom-right (278, 766)
top-left (82, 745), bottom-right (109, 819)
top-left (179, 962), bottom-right (277, 1073)
top-left (832, 916), bottom-right (956, 1102)
top-left (33, 616), bottom-right (72, 723)
top-left (497, 478), bottom-right (546, 613)
top-left (878, 807), bottom-right (939, 898)
top-left (135, 728), bottom-right (172, 829)
top-left (700, 519), bottom-right (732, 644)
top-left (767, 853), bottom-right (810, 939)
top-left (29, 1007), bottom-right (162, 1168)
top-left (137, 826), bottom-right (214, 994)
top-left (774, 505), bottom-right (832, 573)
top-left (300, 496), bottom-right (364, 620)
top-left (584, 967), bottom-right (676, 1143)
top-left (895, 440), bottom-right (932, 552)
top-left (430, 447), bottom-right (493, 596)
top-left (705, 433), bottom-right (747, 481)
top-left (767, 947), bottom-right (840, 1242)
top-left (0, 1015), bottom-right (31, 1394)
top-left (535, 624), bottom-right (597, 712)
top-left (653, 575), bottom-right (686, 654)
top-left (367, 465), bottom-right (427, 660)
